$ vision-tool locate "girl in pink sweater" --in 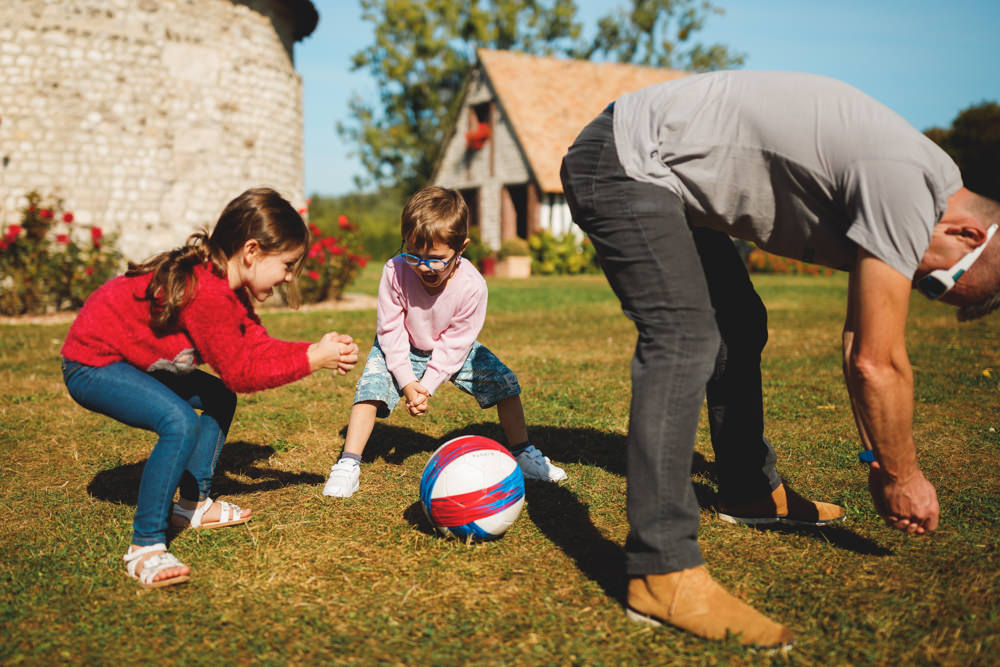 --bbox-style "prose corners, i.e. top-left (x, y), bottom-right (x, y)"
top-left (62, 188), bottom-right (359, 588)
top-left (323, 186), bottom-right (567, 499)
